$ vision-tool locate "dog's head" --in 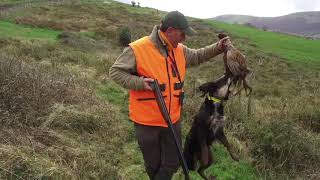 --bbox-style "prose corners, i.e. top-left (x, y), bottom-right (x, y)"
top-left (199, 75), bottom-right (232, 100)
